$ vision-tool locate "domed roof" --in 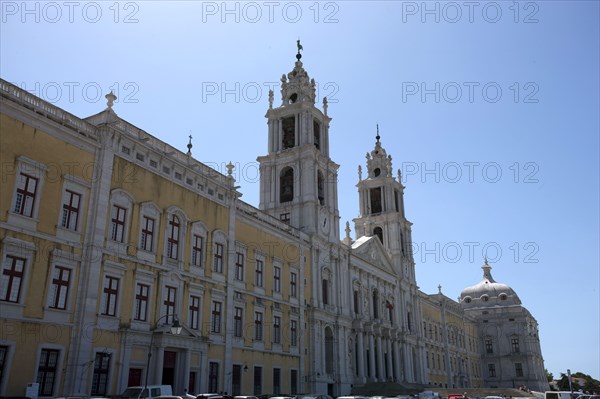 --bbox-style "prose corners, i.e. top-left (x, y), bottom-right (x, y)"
top-left (460, 260), bottom-right (521, 307)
